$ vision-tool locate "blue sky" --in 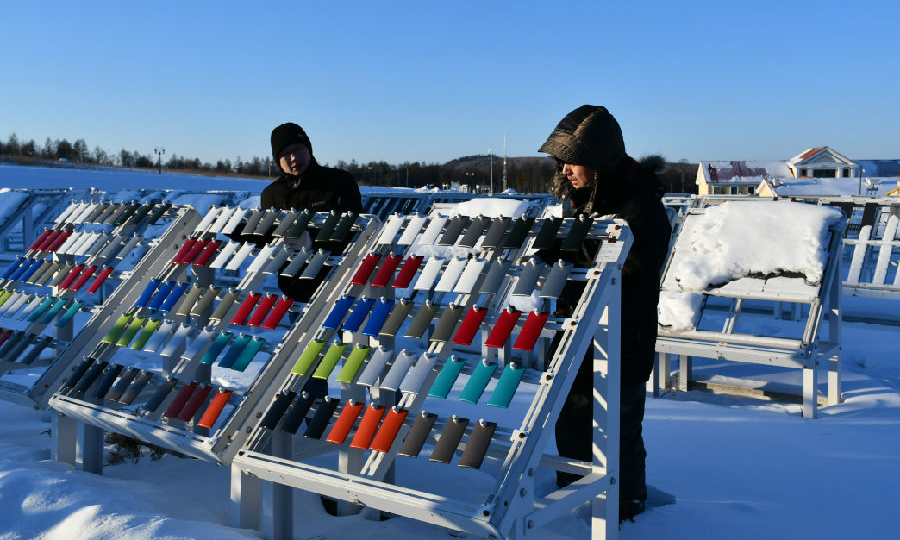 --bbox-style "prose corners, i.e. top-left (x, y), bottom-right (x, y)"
top-left (1, 1), bottom-right (897, 167)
